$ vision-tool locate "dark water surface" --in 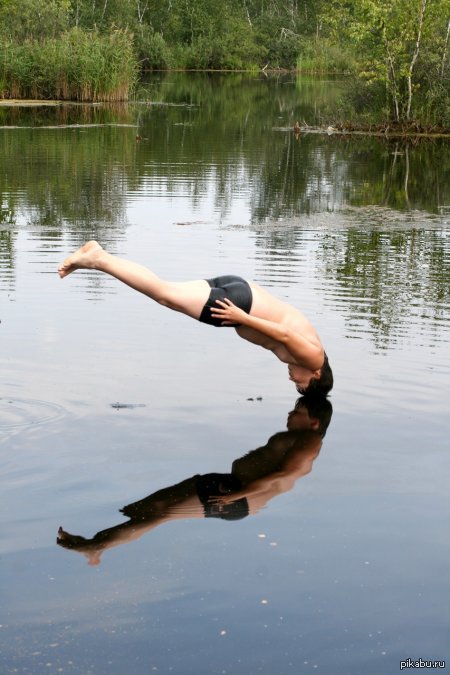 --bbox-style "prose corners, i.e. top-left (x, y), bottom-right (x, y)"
top-left (1, 74), bottom-right (449, 675)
